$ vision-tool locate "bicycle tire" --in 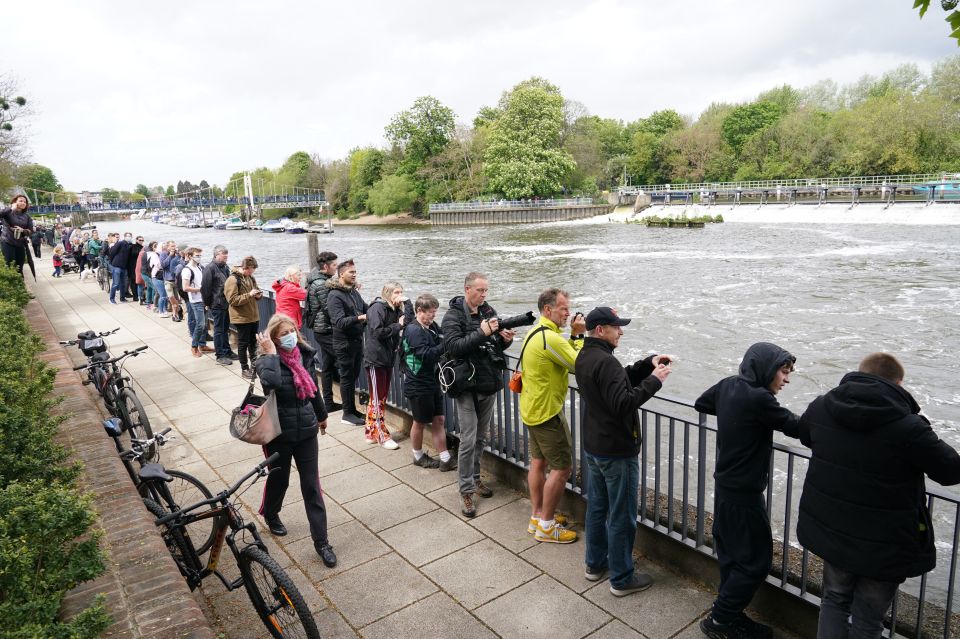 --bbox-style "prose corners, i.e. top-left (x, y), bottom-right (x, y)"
top-left (142, 497), bottom-right (202, 578)
top-left (239, 547), bottom-right (320, 639)
top-left (118, 388), bottom-right (156, 461)
top-left (97, 267), bottom-right (107, 291)
top-left (138, 470), bottom-right (216, 555)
